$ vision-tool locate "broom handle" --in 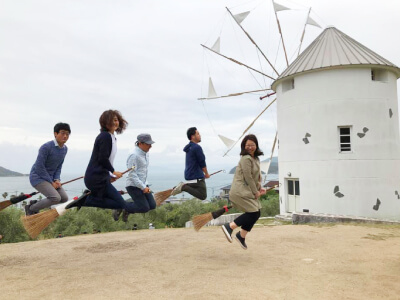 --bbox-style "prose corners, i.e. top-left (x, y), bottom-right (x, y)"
top-left (62, 167), bottom-right (133, 185)
top-left (7, 177), bottom-right (83, 206)
top-left (209, 169), bottom-right (224, 177)
top-left (122, 167), bottom-right (134, 175)
top-left (61, 176), bottom-right (84, 185)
